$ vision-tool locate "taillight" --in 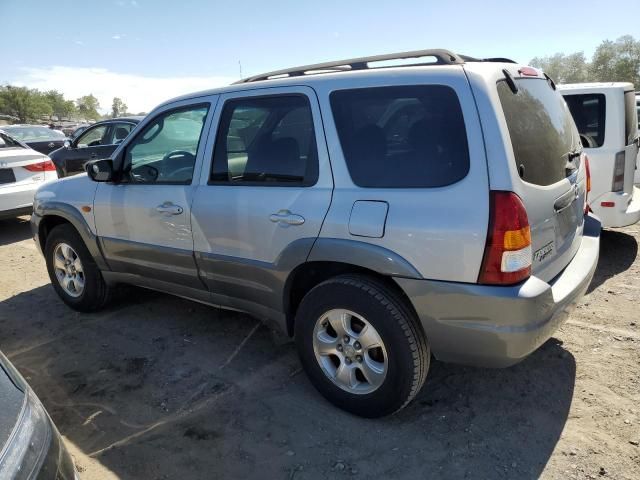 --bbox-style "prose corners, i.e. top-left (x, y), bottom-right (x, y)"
top-left (612, 151), bottom-right (625, 192)
top-left (478, 191), bottom-right (532, 285)
top-left (584, 154), bottom-right (591, 214)
top-left (23, 160), bottom-right (56, 172)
